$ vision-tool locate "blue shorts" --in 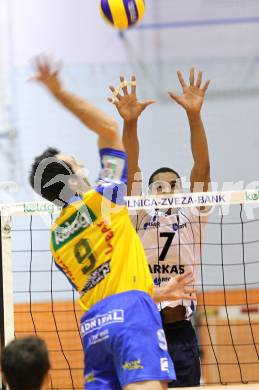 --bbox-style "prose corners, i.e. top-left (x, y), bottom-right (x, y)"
top-left (80, 290), bottom-right (176, 390)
